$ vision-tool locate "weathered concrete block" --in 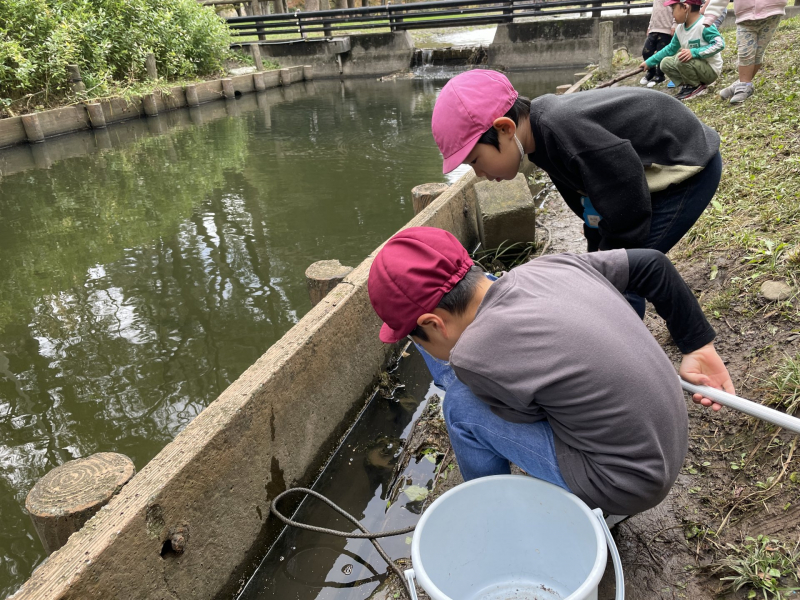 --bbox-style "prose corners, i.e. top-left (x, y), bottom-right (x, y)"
top-left (475, 173), bottom-right (536, 249)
